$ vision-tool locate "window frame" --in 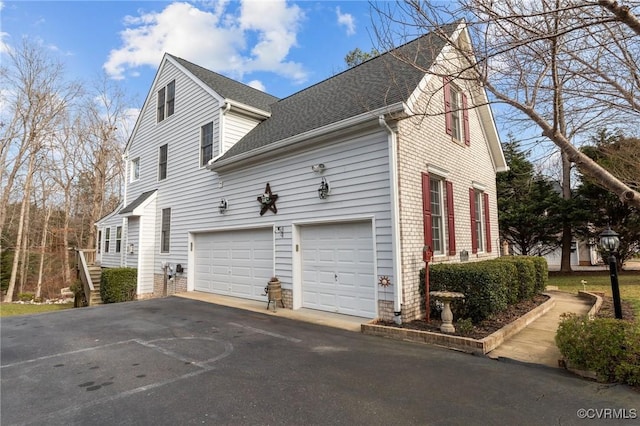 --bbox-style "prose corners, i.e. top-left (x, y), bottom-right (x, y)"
top-left (474, 190), bottom-right (484, 253)
top-left (156, 80), bottom-right (175, 123)
top-left (158, 144), bottom-right (168, 181)
top-left (161, 208), bottom-right (171, 253)
top-left (104, 228), bottom-right (111, 253)
top-left (444, 77), bottom-right (470, 146)
top-left (200, 122), bottom-right (214, 167)
top-left (115, 226), bottom-right (122, 253)
top-left (449, 85), bottom-right (463, 142)
top-left (131, 157), bottom-right (140, 182)
top-left (429, 177), bottom-right (445, 255)
top-left (157, 86), bottom-right (166, 122)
